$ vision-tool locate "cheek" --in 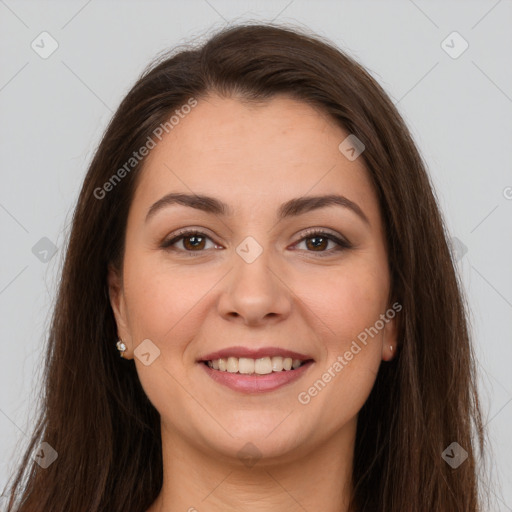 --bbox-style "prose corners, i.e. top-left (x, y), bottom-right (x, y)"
top-left (294, 279), bottom-right (386, 433)
top-left (294, 258), bottom-right (388, 400)
top-left (122, 253), bottom-right (213, 342)
top-left (297, 260), bottom-right (389, 346)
